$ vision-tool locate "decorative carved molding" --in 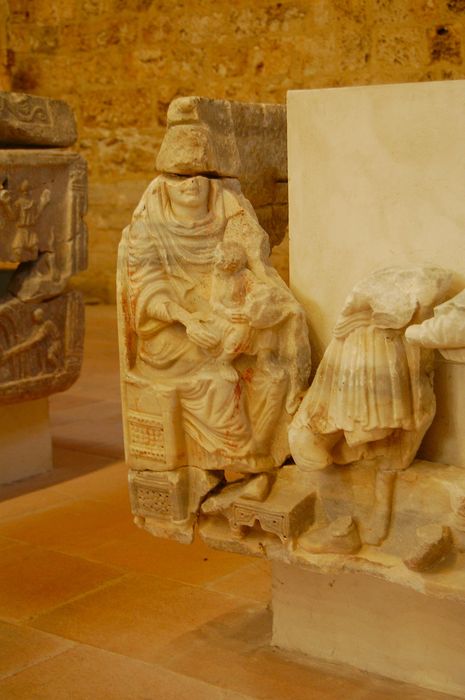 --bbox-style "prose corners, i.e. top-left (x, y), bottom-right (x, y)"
top-left (0, 92), bottom-right (77, 147)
